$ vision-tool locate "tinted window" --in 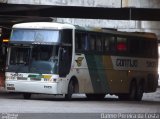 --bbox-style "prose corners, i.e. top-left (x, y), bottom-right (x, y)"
top-left (89, 34), bottom-right (96, 51)
top-left (109, 37), bottom-right (116, 53)
top-left (62, 29), bottom-right (72, 44)
top-left (129, 38), bottom-right (139, 56)
top-left (117, 37), bottom-right (127, 52)
top-left (75, 31), bottom-right (86, 52)
top-left (128, 38), bottom-right (158, 58)
top-left (96, 35), bottom-right (103, 52)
